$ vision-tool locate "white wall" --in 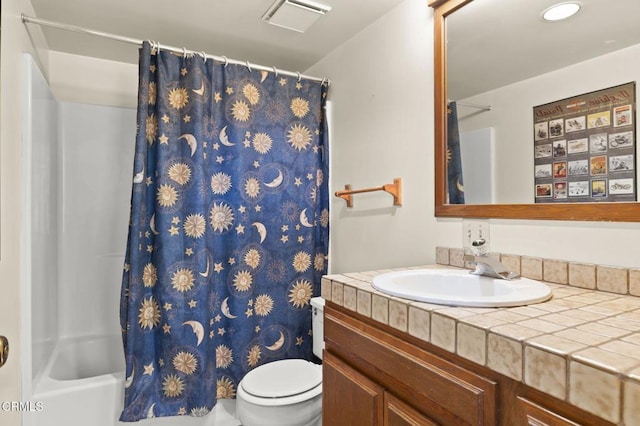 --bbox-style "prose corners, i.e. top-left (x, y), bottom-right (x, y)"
top-left (308, 0), bottom-right (639, 272)
top-left (307, 0), bottom-right (436, 273)
top-left (459, 43), bottom-right (640, 204)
